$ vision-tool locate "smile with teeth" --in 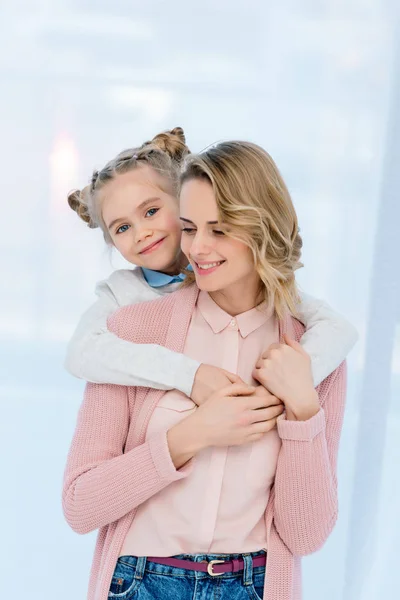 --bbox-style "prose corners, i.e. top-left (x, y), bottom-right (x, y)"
top-left (194, 260), bottom-right (225, 273)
